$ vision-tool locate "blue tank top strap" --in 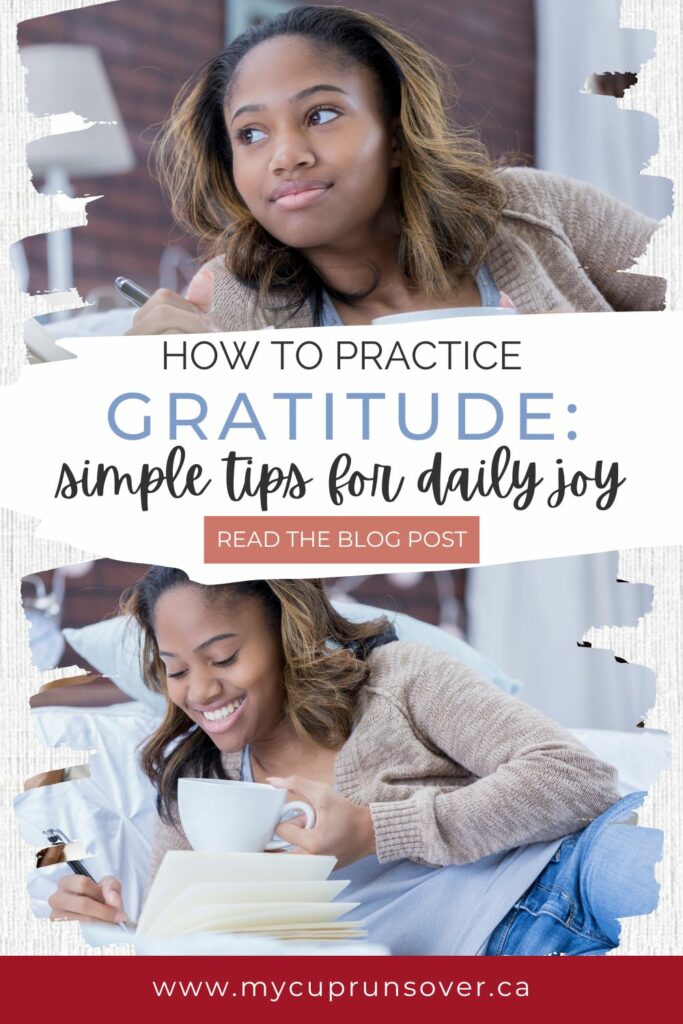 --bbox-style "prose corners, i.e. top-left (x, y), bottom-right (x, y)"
top-left (240, 745), bottom-right (252, 782)
top-left (475, 262), bottom-right (501, 306)
top-left (318, 291), bottom-right (343, 327)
